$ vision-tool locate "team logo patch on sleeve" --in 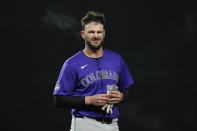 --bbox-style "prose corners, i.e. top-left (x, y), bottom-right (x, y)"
top-left (54, 83), bottom-right (60, 90)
